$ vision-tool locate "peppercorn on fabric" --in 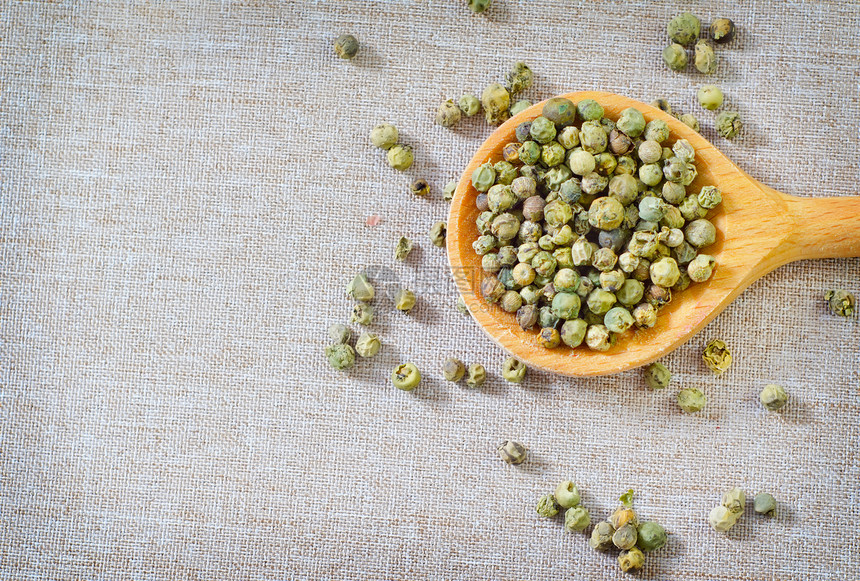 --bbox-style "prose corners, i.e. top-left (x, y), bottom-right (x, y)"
top-left (1, 1), bottom-right (858, 580)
